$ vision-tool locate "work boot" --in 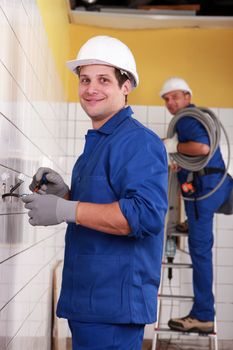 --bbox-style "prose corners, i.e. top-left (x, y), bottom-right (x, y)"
top-left (168, 316), bottom-right (214, 334)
